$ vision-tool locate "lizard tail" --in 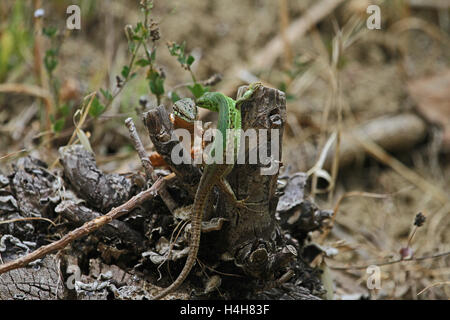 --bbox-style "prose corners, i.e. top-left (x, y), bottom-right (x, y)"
top-left (152, 171), bottom-right (216, 300)
top-left (152, 240), bottom-right (199, 300)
